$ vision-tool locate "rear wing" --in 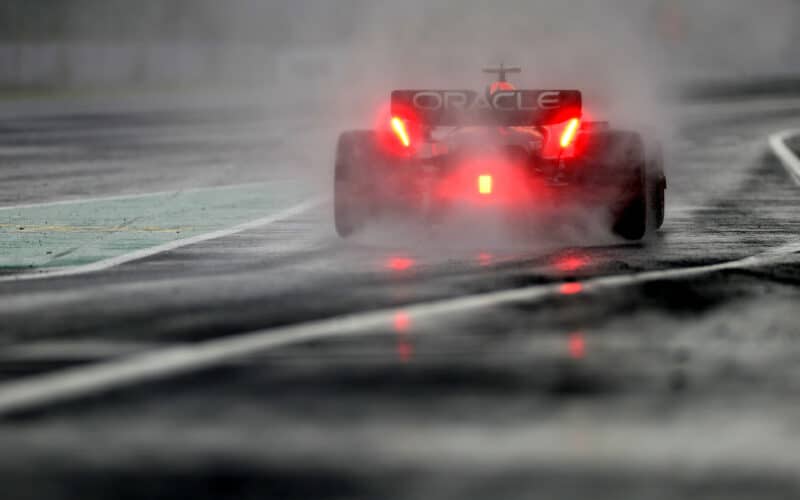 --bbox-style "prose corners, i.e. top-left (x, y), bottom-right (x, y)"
top-left (391, 90), bottom-right (582, 126)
